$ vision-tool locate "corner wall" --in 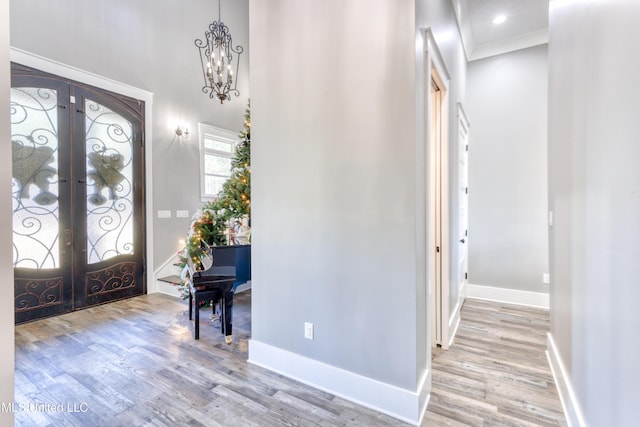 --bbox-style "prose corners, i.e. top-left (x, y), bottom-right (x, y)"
top-left (0, 0), bottom-right (16, 424)
top-left (548, 1), bottom-right (640, 425)
top-left (467, 45), bottom-right (549, 294)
